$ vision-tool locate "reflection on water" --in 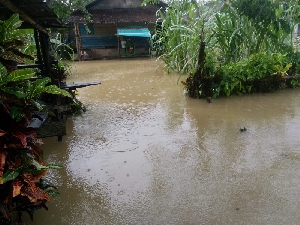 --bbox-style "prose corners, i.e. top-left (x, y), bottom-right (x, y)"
top-left (30, 59), bottom-right (300, 225)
